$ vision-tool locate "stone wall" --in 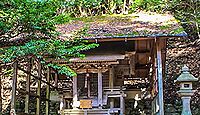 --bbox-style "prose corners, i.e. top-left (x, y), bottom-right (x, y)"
top-left (165, 37), bottom-right (200, 114)
top-left (1, 74), bottom-right (12, 114)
